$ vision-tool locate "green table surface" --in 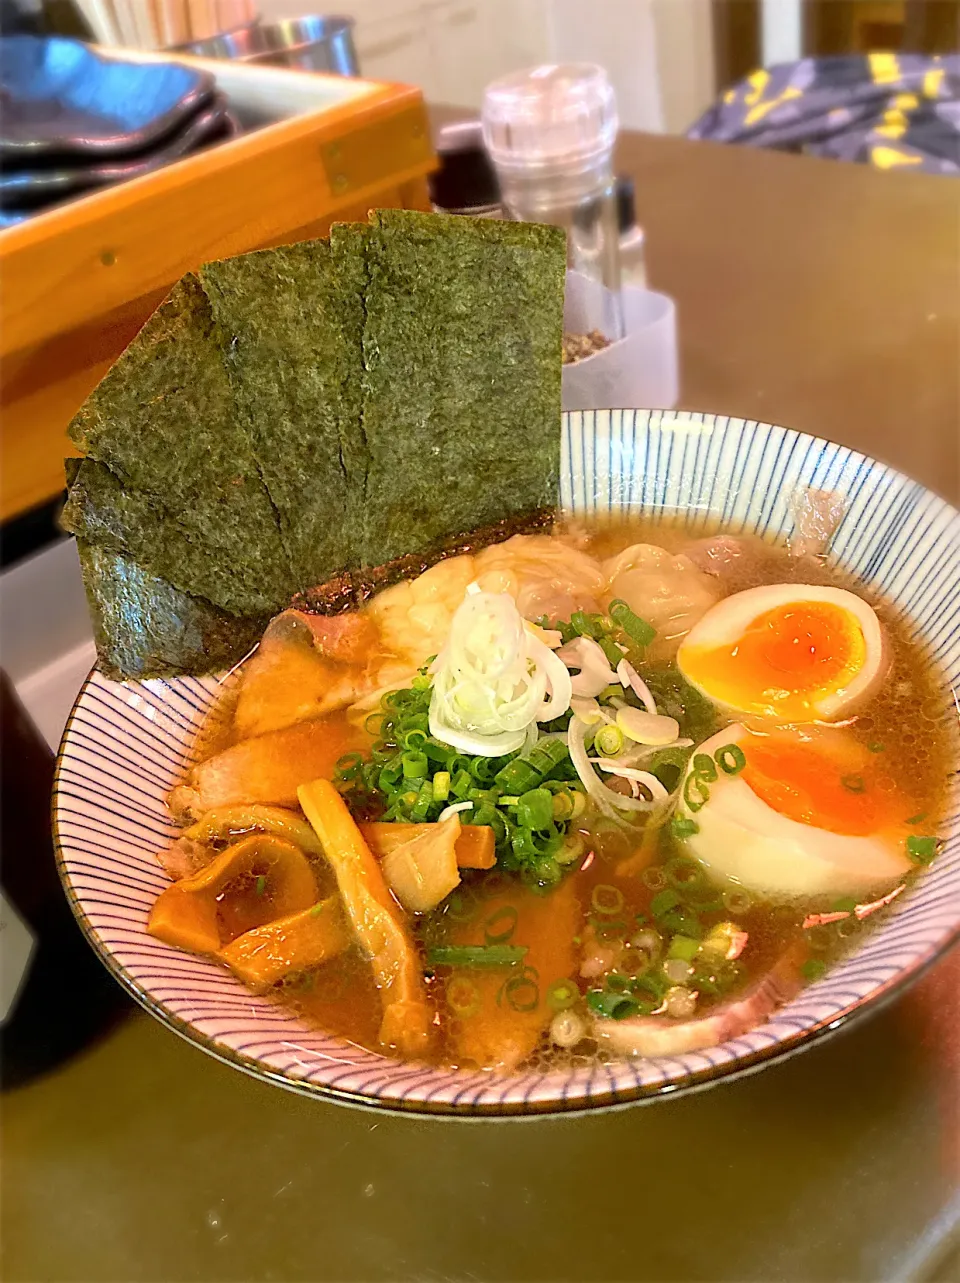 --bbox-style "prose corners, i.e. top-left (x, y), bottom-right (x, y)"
top-left (4, 126), bottom-right (959, 1283)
